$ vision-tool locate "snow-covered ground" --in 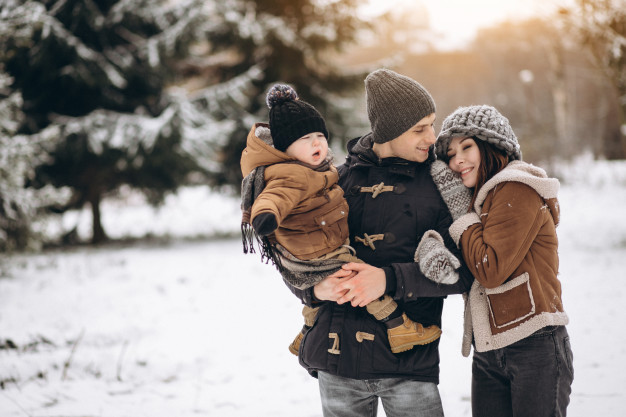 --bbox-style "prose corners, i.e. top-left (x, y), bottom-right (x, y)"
top-left (1, 158), bottom-right (626, 416)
